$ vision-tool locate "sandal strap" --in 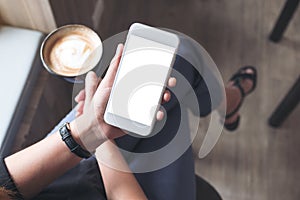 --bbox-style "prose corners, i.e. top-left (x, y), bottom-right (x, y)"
top-left (225, 99), bottom-right (243, 119)
top-left (237, 66), bottom-right (257, 93)
top-left (230, 73), bottom-right (256, 83)
top-left (224, 115), bottom-right (240, 131)
top-left (234, 80), bottom-right (246, 98)
top-left (230, 66), bottom-right (257, 96)
top-left (225, 66), bottom-right (257, 119)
